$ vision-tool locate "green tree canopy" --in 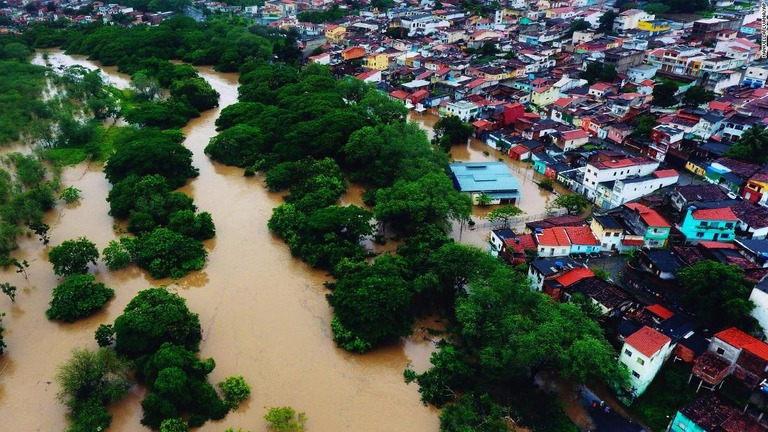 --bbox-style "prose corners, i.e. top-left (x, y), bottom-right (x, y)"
top-left (55, 348), bottom-right (131, 432)
top-left (726, 125), bottom-right (768, 163)
top-left (598, 10), bottom-right (618, 34)
top-left (677, 260), bottom-right (760, 332)
top-left (104, 128), bottom-right (198, 188)
top-left (47, 274), bottom-right (115, 322)
top-left (328, 255), bottom-right (415, 352)
top-left (551, 194), bottom-right (590, 215)
top-left (433, 115), bottom-right (474, 151)
top-left (113, 288), bottom-right (202, 358)
top-left (682, 86), bottom-right (716, 107)
top-left (651, 82), bottom-right (679, 108)
top-left (48, 237), bottom-right (99, 277)
top-left (374, 173), bottom-right (472, 234)
top-left (126, 228), bottom-right (207, 279)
